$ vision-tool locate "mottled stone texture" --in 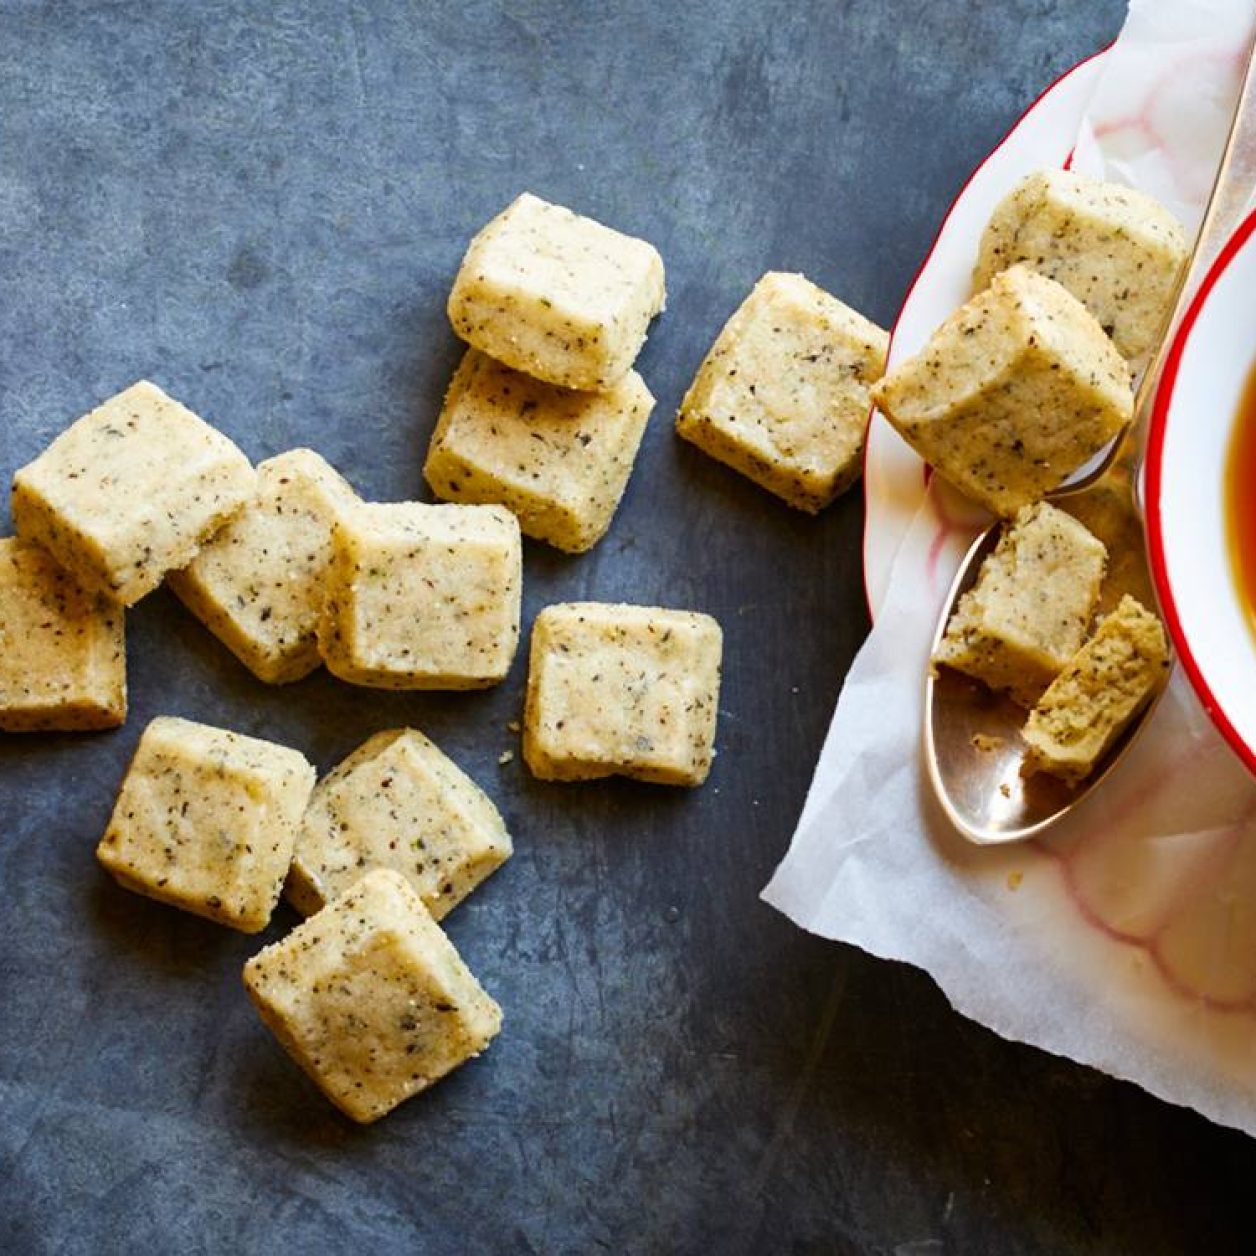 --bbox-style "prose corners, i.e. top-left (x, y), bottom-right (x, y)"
top-left (7, 4), bottom-right (1252, 1256)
